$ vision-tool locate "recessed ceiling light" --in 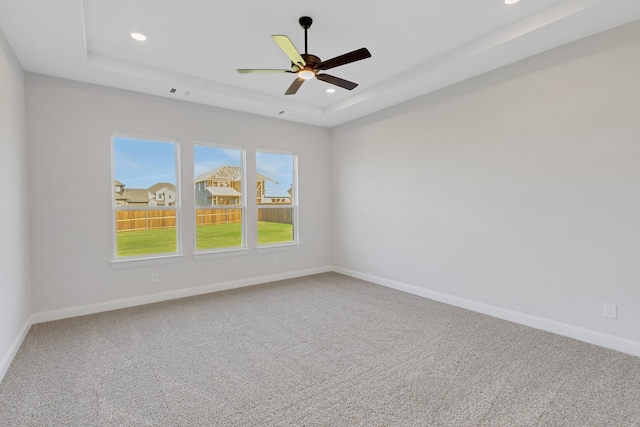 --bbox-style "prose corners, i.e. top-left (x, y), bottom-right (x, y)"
top-left (504, 0), bottom-right (520, 4)
top-left (326, 88), bottom-right (336, 94)
top-left (130, 32), bottom-right (148, 41)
